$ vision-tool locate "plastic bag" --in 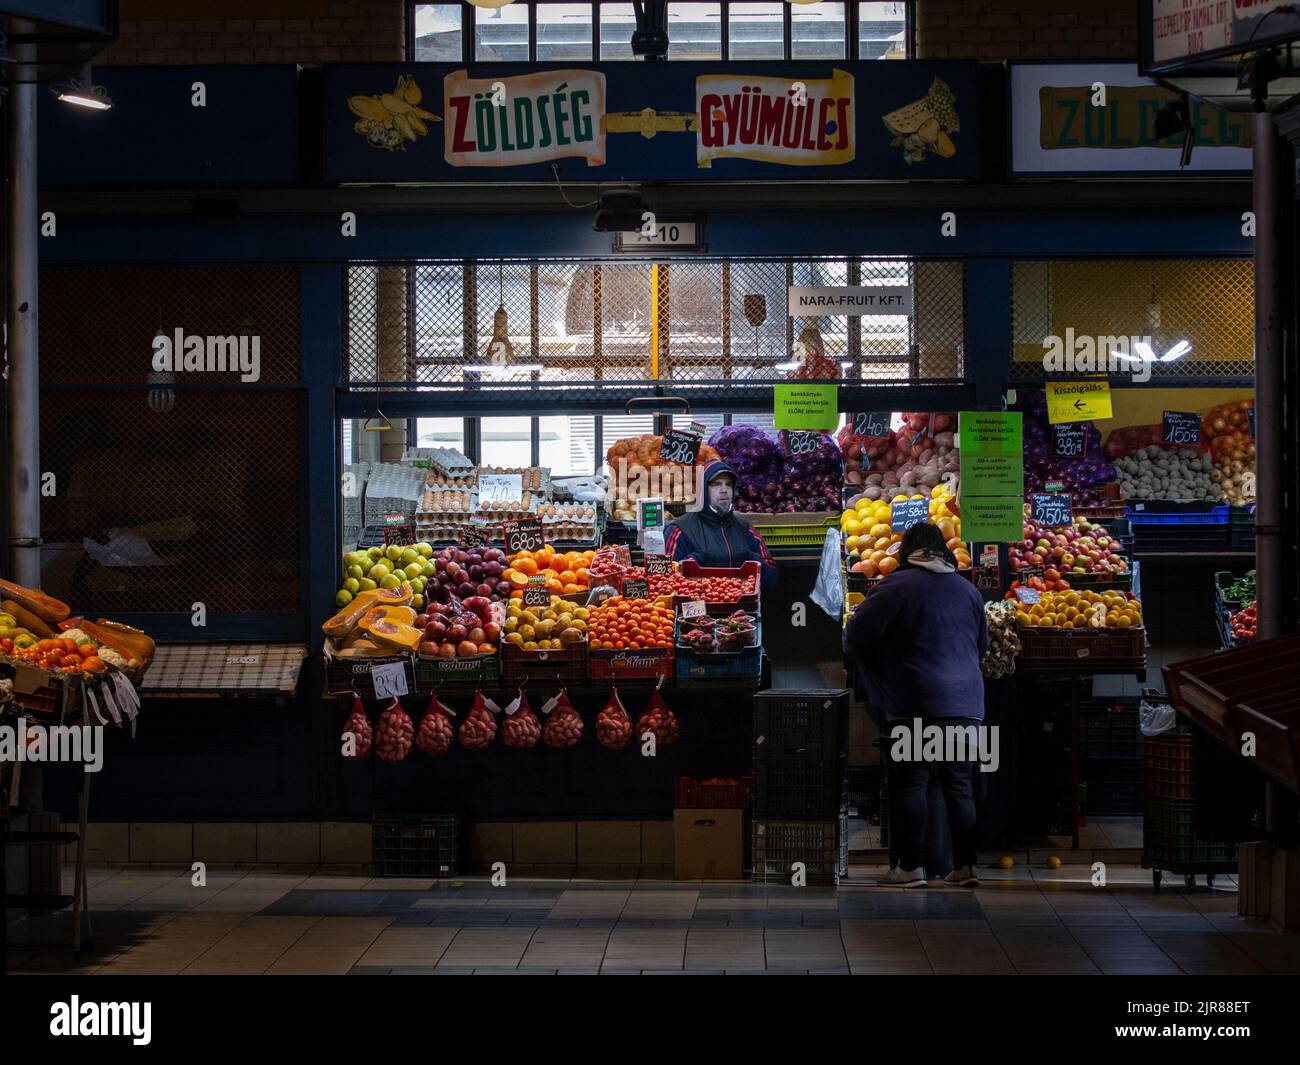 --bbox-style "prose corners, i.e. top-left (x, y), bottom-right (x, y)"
top-left (1139, 698), bottom-right (1178, 738)
top-left (415, 692), bottom-right (455, 757)
top-left (596, 687), bottom-right (633, 750)
top-left (341, 694), bottom-right (372, 759)
top-left (637, 687), bottom-right (680, 746)
top-left (458, 690), bottom-right (499, 750)
top-left (501, 689), bottom-right (542, 750)
top-left (374, 697), bottom-right (413, 763)
top-left (542, 689), bottom-right (584, 748)
top-left (809, 528), bottom-right (844, 620)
